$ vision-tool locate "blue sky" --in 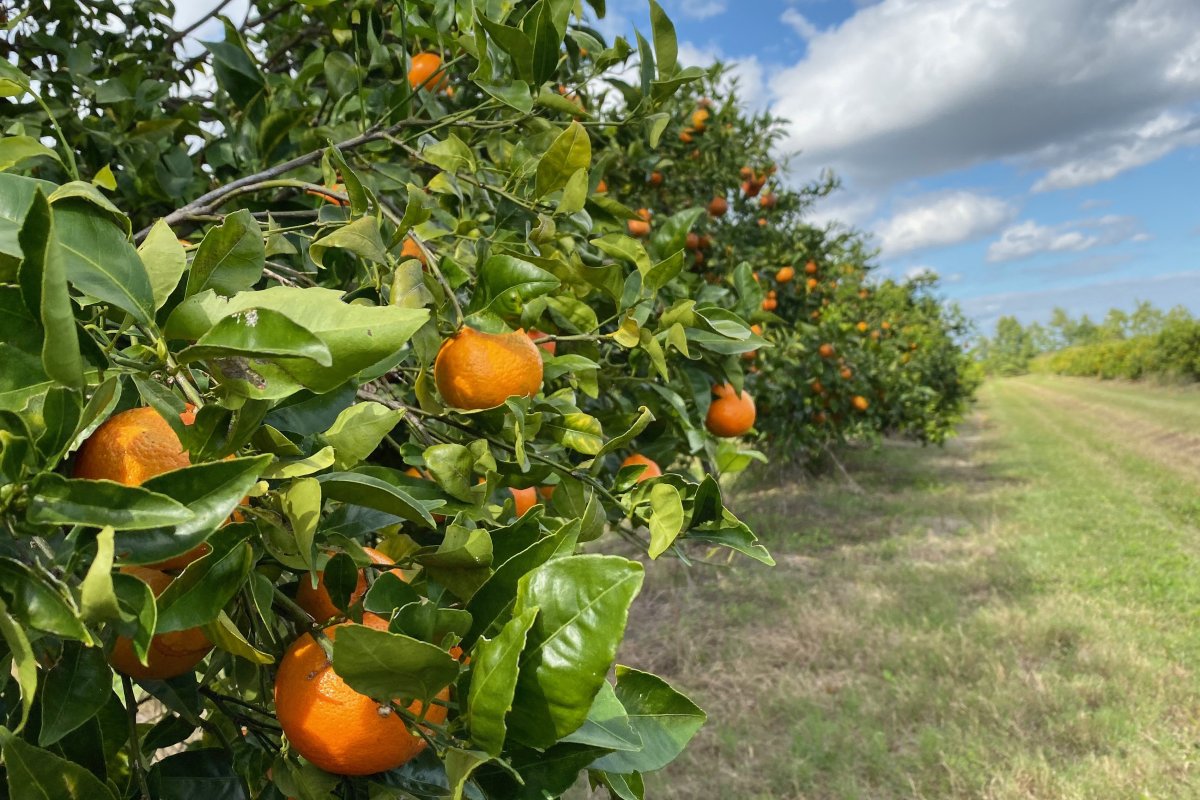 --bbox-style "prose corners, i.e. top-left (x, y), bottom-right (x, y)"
top-left (591, 0), bottom-right (1200, 332)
